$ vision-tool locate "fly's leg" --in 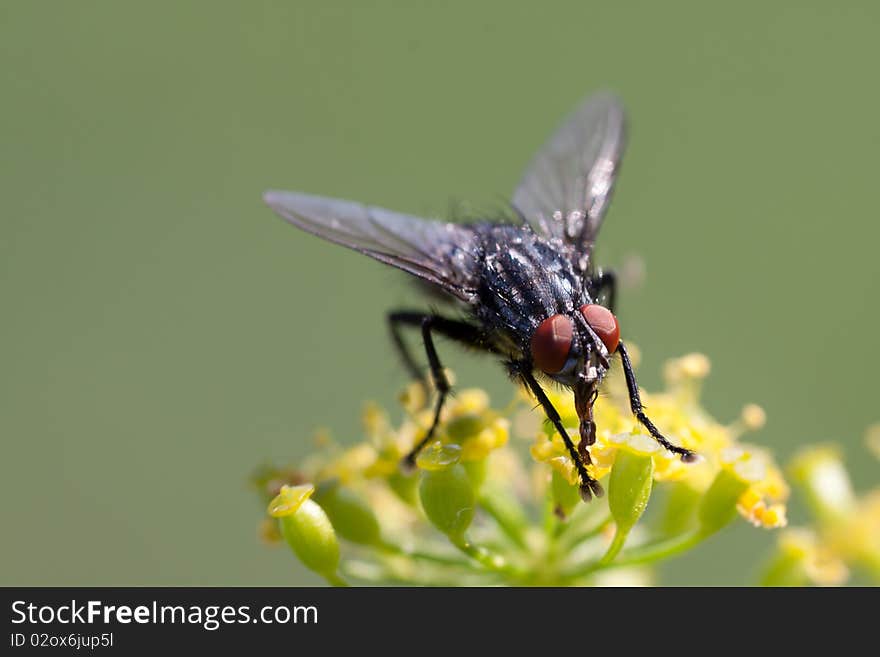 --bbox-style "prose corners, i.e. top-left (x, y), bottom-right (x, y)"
top-left (388, 311), bottom-right (490, 382)
top-left (589, 268), bottom-right (617, 312)
top-left (387, 312), bottom-right (425, 383)
top-left (617, 341), bottom-right (698, 462)
top-left (387, 311), bottom-right (489, 470)
top-left (512, 362), bottom-right (604, 502)
top-left (405, 316), bottom-right (452, 471)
